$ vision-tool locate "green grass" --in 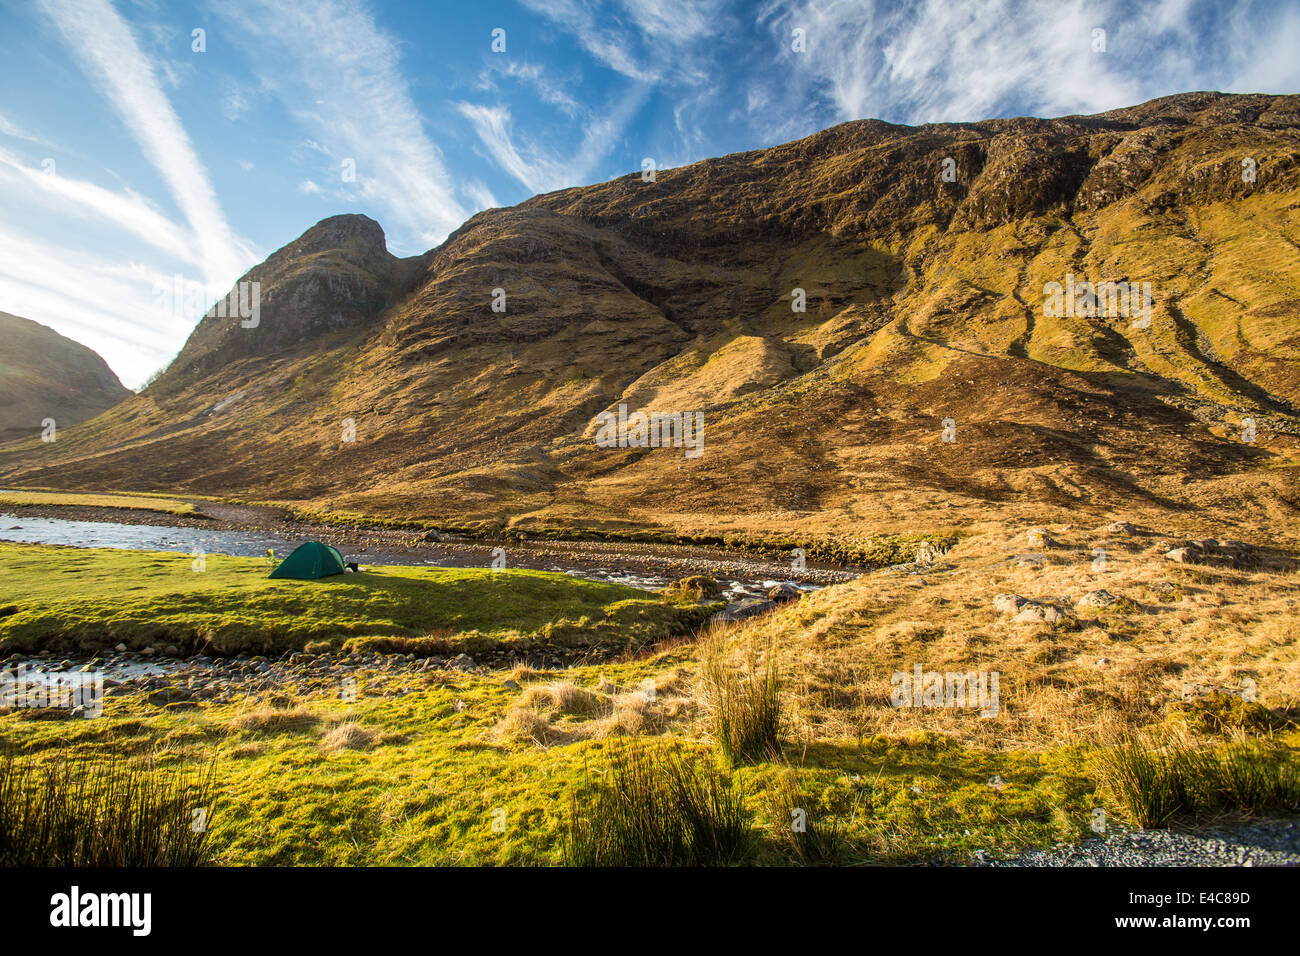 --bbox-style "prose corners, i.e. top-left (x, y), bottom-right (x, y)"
top-left (0, 542), bottom-right (712, 657)
top-left (766, 766), bottom-right (846, 864)
top-left (0, 673), bottom-right (1120, 865)
top-left (0, 491), bottom-right (197, 515)
top-left (4, 542), bottom-right (1296, 866)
